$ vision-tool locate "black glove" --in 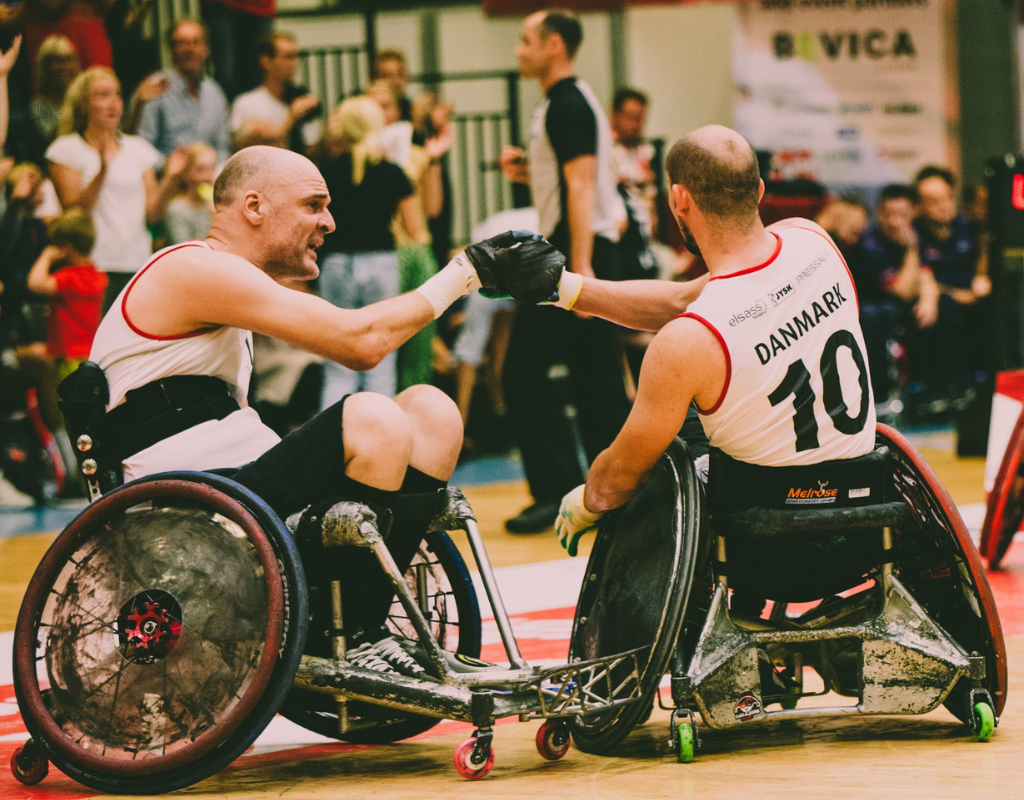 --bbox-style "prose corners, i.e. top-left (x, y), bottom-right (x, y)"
top-left (464, 230), bottom-right (565, 304)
